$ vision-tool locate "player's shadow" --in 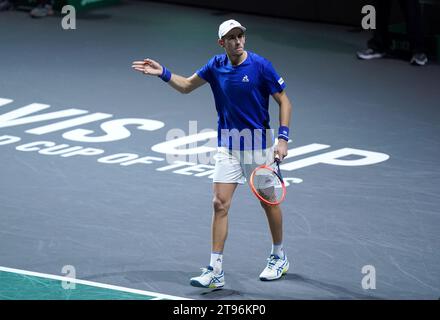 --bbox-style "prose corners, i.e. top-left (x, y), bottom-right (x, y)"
top-left (283, 274), bottom-right (383, 299)
top-left (198, 288), bottom-right (243, 299)
top-left (192, 274), bottom-right (383, 300)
